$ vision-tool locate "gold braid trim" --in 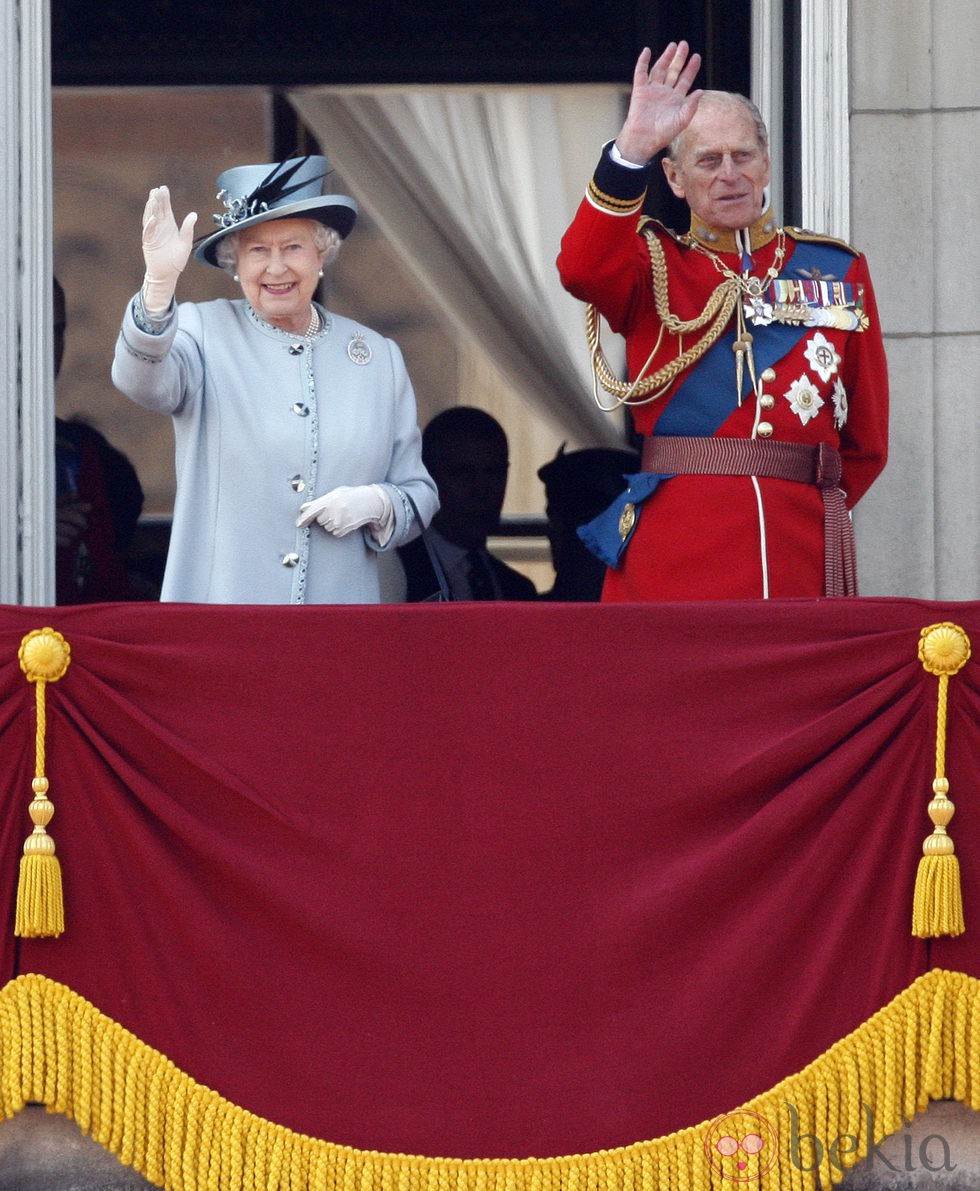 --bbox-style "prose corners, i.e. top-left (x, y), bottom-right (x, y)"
top-left (586, 179), bottom-right (645, 216)
top-left (2, 970), bottom-right (980, 1189)
top-left (586, 228), bottom-right (740, 409)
